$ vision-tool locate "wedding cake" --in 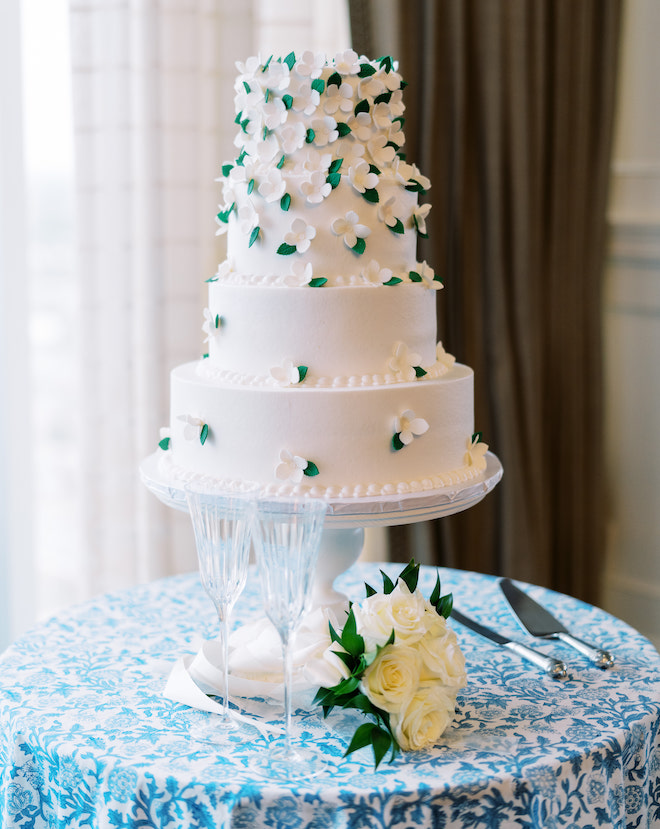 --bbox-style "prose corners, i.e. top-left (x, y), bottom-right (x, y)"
top-left (159, 51), bottom-right (488, 501)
